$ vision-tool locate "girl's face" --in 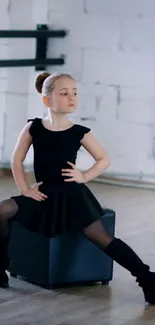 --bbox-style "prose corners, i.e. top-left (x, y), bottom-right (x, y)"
top-left (43, 77), bottom-right (78, 114)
